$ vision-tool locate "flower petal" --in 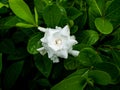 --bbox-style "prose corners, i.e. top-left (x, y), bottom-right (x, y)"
top-left (56, 50), bottom-right (68, 59)
top-left (37, 47), bottom-right (46, 55)
top-left (61, 25), bottom-right (70, 36)
top-left (38, 26), bottom-right (47, 32)
top-left (69, 50), bottom-right (80, 57)
top-left (51, 55), bottom-right (59, 63)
